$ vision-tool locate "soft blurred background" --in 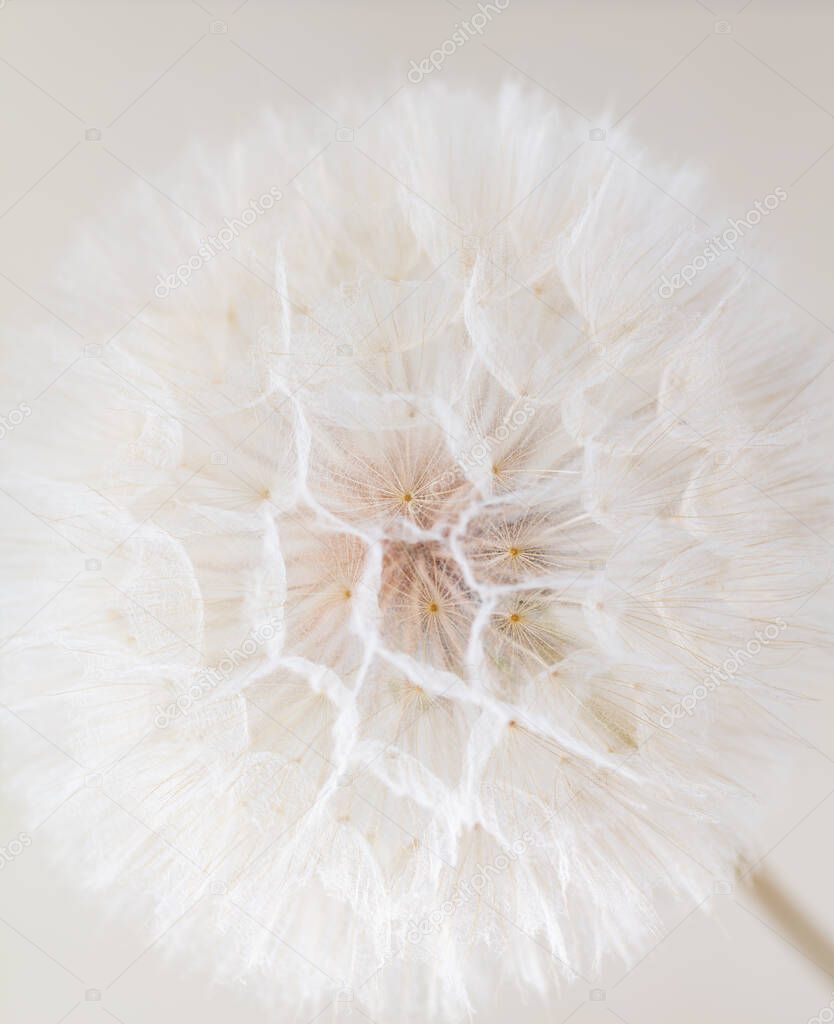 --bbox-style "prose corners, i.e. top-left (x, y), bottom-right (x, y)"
top-left (0, 1), bottom-right (832, 1022)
